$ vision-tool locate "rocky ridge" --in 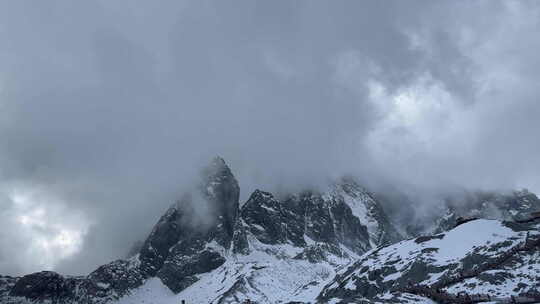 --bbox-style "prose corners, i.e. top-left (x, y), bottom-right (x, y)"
top-left (420, 190), bottom-right (540, 236)
top-left (1, 158), bottom-right (539, 303)
top-left (0, 158), bottom-right (401, 304)
top-left (319, 219), bottom-right (540, 303)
